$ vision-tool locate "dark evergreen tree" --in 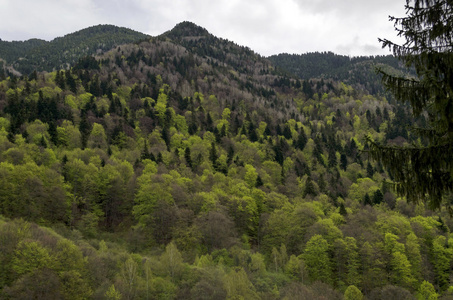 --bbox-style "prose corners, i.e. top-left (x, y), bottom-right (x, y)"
top-left (282, 125), bottom-right (292, 139)
top-left (339, 203), bottom-right (347, 216)
top-left (185, 147), bottom-right (193, 170)
top-left (255, 175), bottom-right (263, 187)
top-left (368, 0), bottom-right (453, 210)
top-left (328, 147), bottom-right (337, 169)
top-left (340, 153), bottom-right (348, 171)
top-left (303, 176), bottom-right (317, 198)
top-left (295, 129), bottom-right (307, 151)
top-left (209, 142), bottom-right (218, 169)
top-left (366, 162), bottom-right (374, 178)
top-left (79, 110), bottom-right (92, 149)
top-left (48, 121), bottom-right (58, 146)
top-left (372, 189), bottom-right (384, 205)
